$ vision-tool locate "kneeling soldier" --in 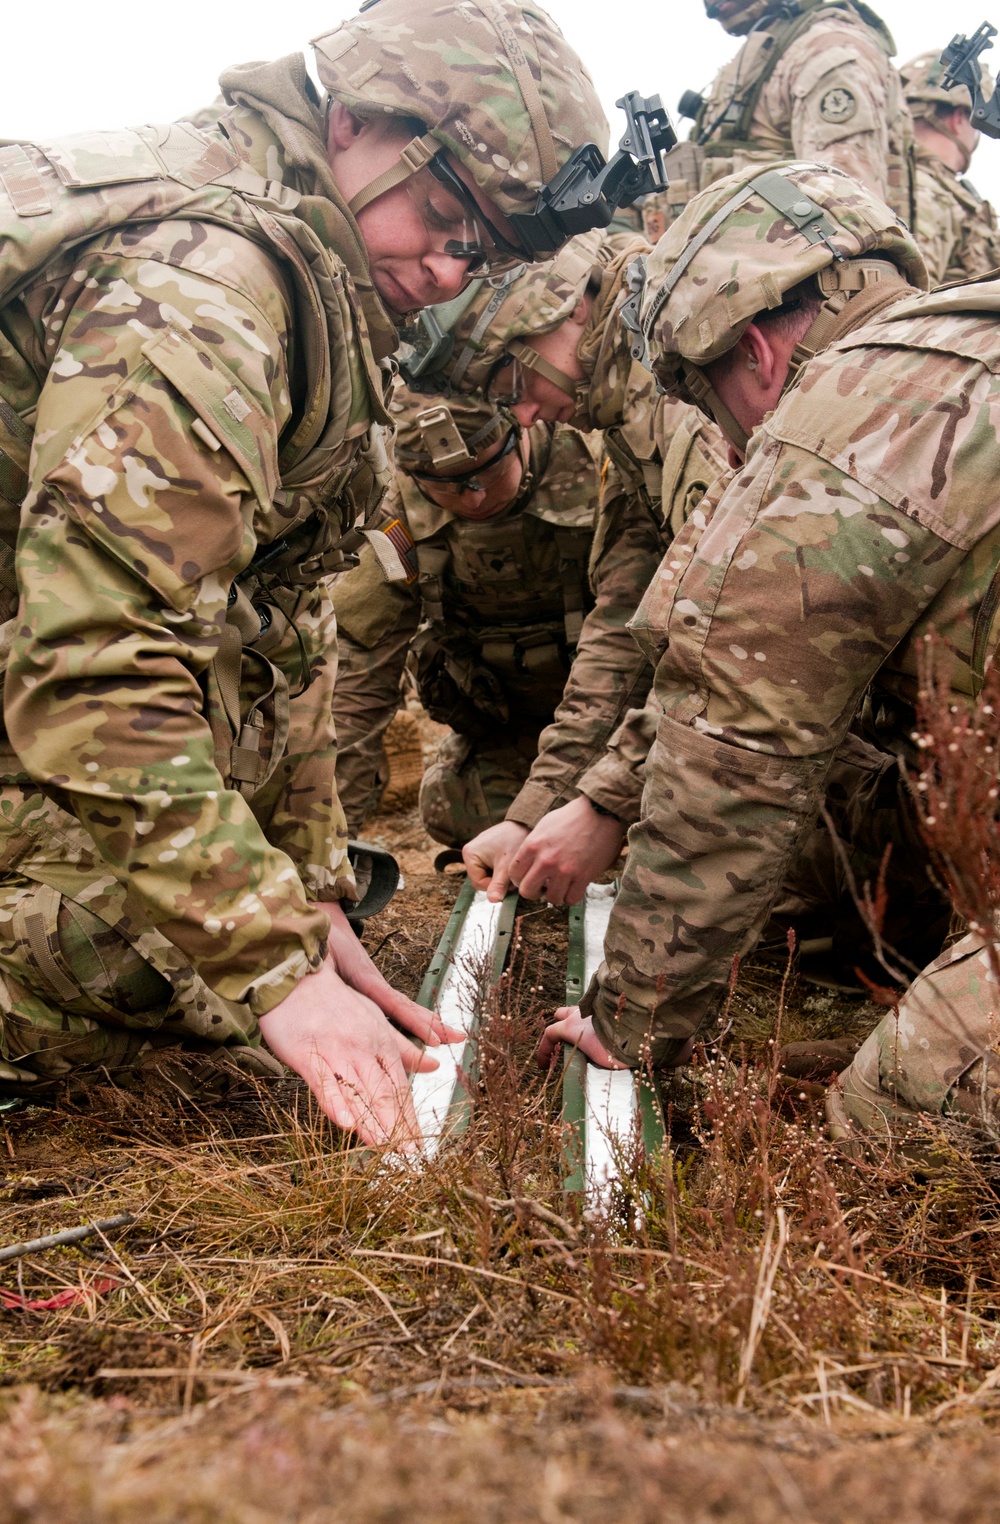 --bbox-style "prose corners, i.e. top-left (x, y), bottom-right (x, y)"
top-left (332, 387), bottom-right (599, 847)
top-left (545, 159), bottom-right (1000, 1151)
top-left (0, 0), bottom-right (610, 1145)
